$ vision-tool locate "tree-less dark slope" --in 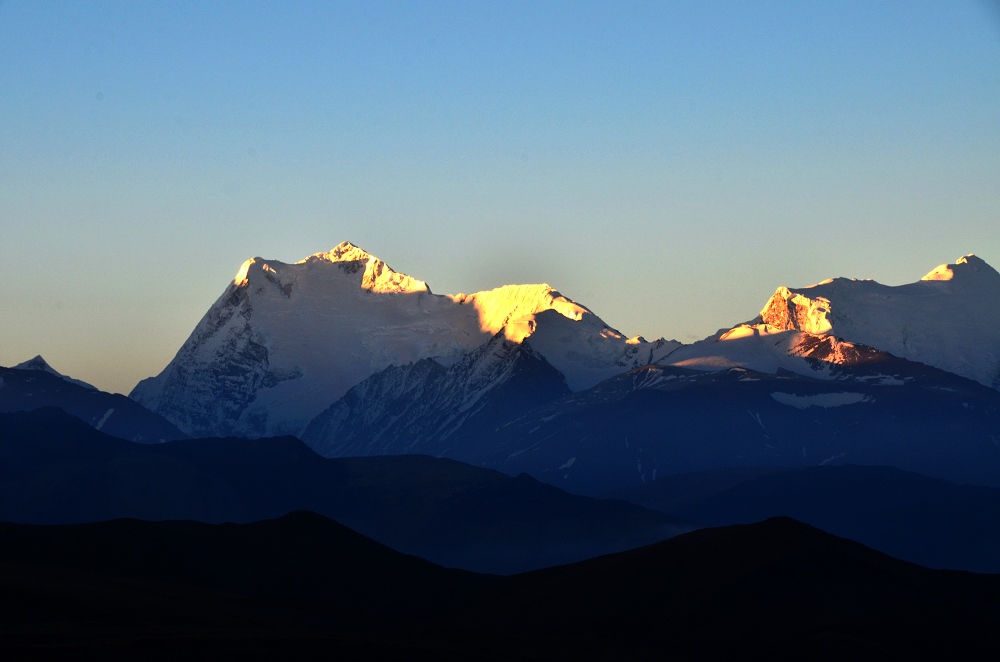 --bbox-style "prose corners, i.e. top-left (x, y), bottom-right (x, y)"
top-left (0, 512), bottom-right (522, 661)
top-left (612, 464), bottom-right (1000, 573)
top-left (604, 465), bottom-right (796, 512)
top-left (0, 408), bottom-right (688, 574)
top-left (0, 366), bottom-right (186, 442)
top-left (0, 512), bottom-right (475, 614)
top-left (468, 517), bottom-right (1000, 661)
top-left (1, 515), bottom-right (998, 660)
